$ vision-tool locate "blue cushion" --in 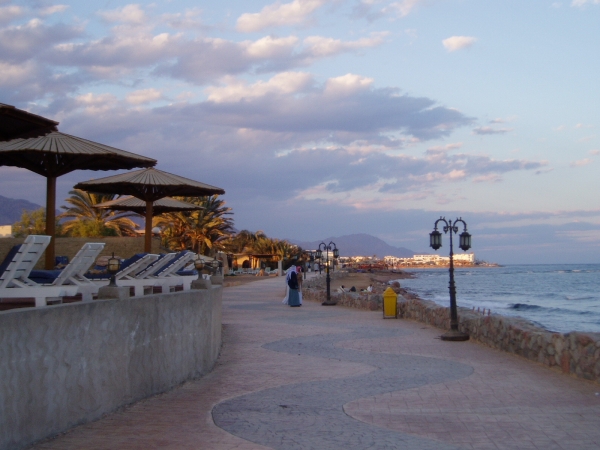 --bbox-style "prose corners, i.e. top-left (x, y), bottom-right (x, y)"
top-left (119, 253), bottom-right (146, 271)
top-left (29, 270), bottom-right (62, 284)
top-left (55, 256), bottom-right (69, 268)
top-left (176, 269), bottom-right (197, 276)
top-left (0, 244), bottom-right (22, 278)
